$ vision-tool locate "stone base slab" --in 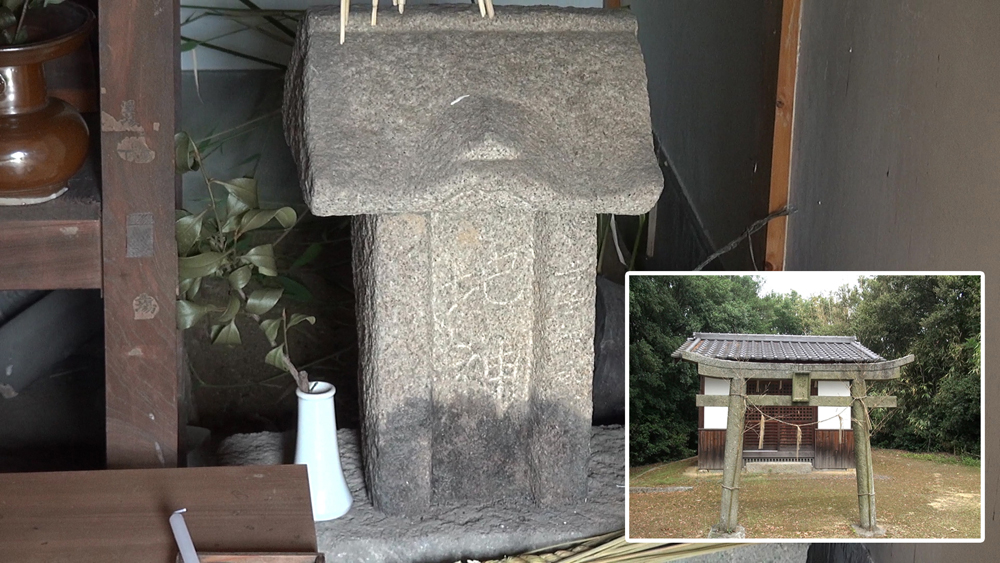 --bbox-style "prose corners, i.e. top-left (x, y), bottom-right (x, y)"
top-left (851, 524), bottom-right (887, 538)
top-left (745, 461), bottom-right (813, 474)
top-left (214, 426), bottom-right (625, 563)
top-left (708, 524), bottom-right (747, 539)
